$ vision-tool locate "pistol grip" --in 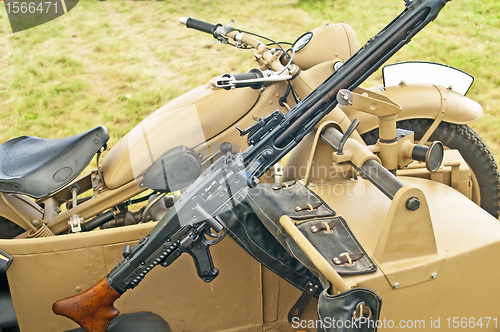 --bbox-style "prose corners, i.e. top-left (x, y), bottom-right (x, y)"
top-left (185, 237), bottom-right (219, 283)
